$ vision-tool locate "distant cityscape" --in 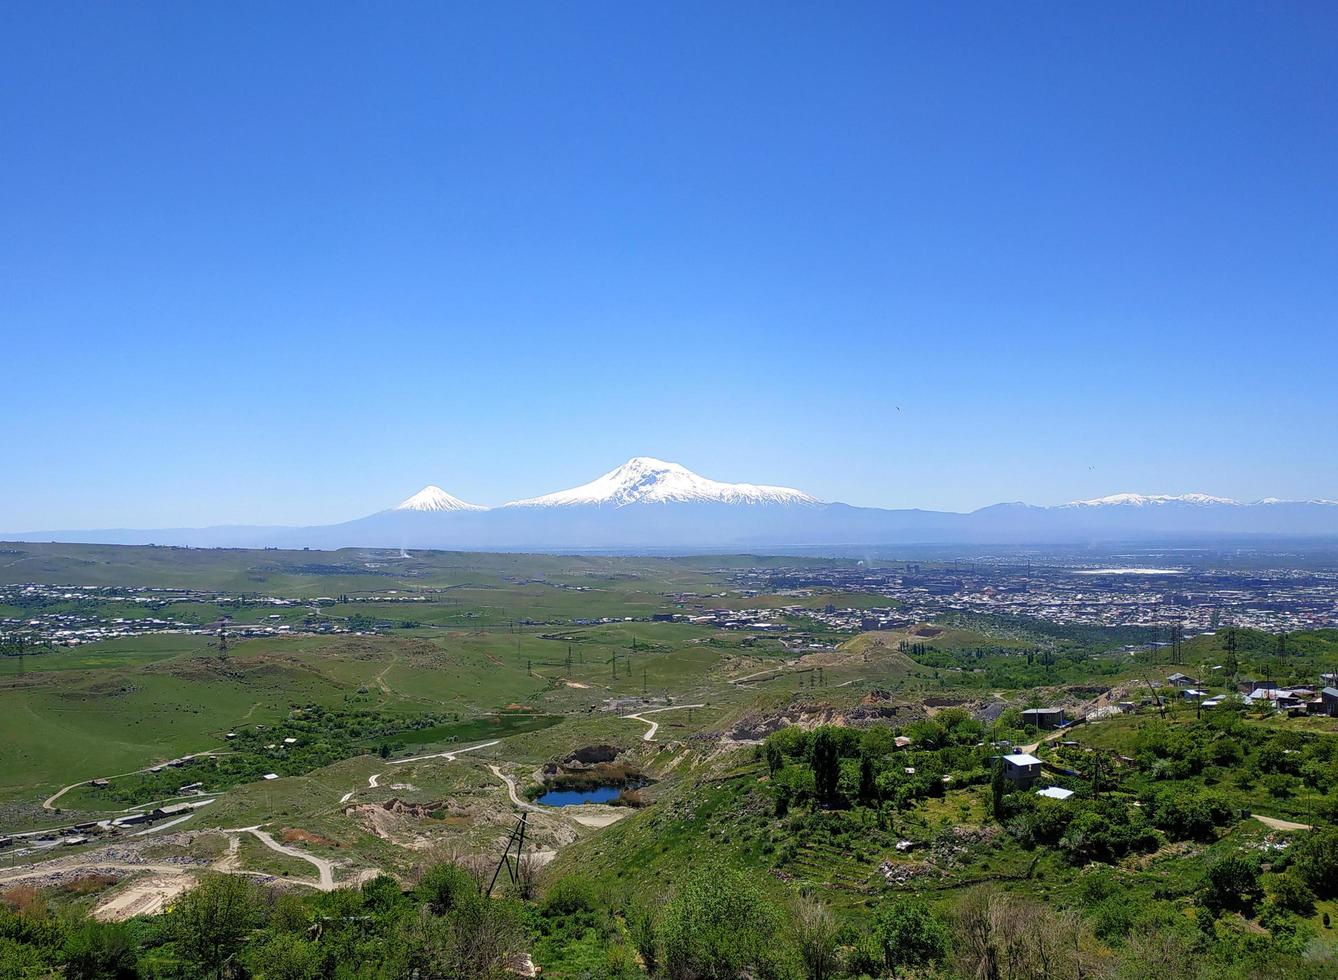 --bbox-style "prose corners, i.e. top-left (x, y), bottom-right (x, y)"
top-left (6, 556), bottom-right (1338, 652)
top-left (724, 560), bottom-right (1338, 636)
